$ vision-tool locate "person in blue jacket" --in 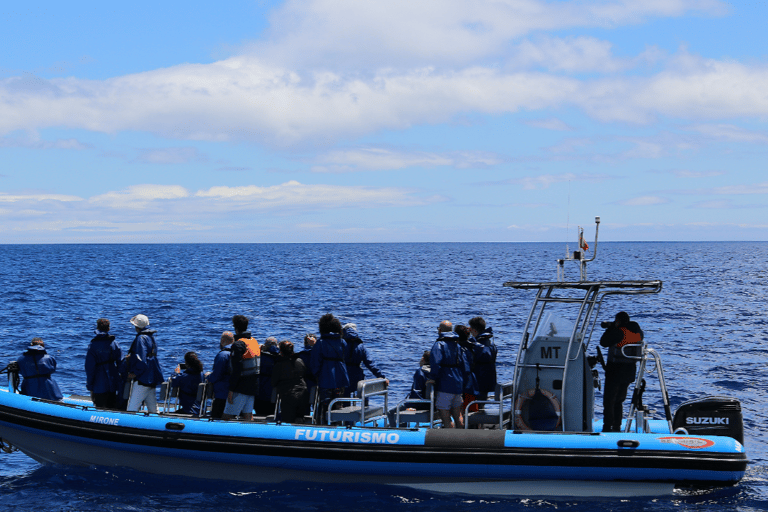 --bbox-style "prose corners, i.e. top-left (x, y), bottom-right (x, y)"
top-left (342, 323), bottom-right (387, 397)
top-left (310, 313), bottom-right (349, 424)
top-left (468, 316), bottom-right (498, 403)
top-left (427, 320), bottom-right (470, 428)
top-left (126, 314), bottom-right (165, 413)
top-left (408, 350), bottom-right (431, 408)
top-left (18, 338), bottom-right (63, 401)
top-left (170, 352), bottom-right (204, 415)
top-left (85, 318), bottom-right (122, 408)
top-left (206, 331), bottom-right (233, 419)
